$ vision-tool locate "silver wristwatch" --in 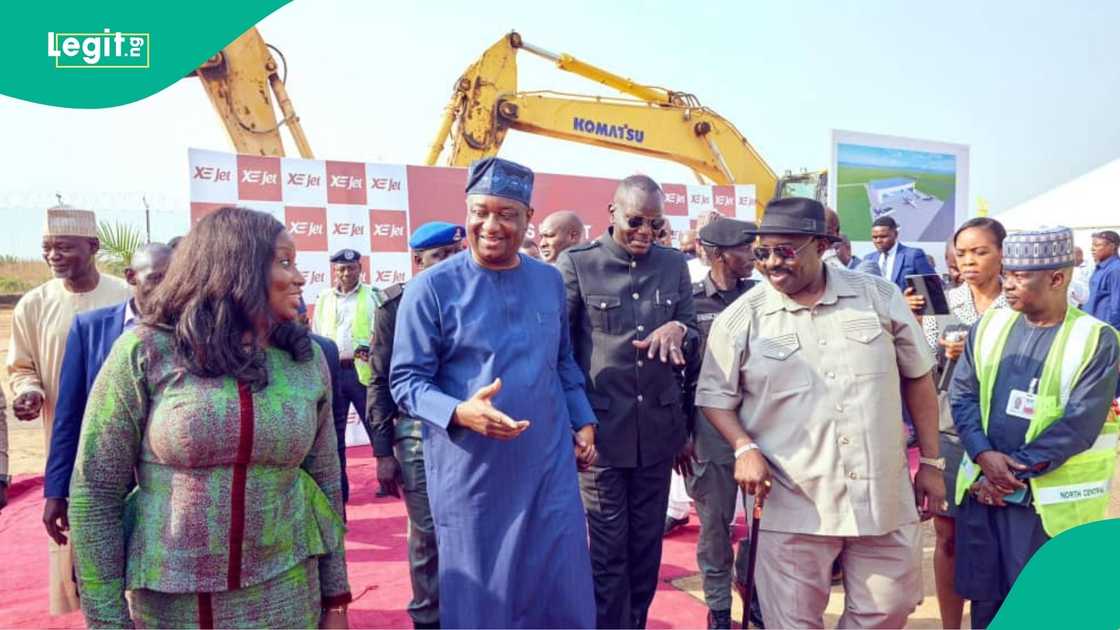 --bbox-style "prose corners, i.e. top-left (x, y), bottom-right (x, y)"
top-left (919, 456), bottom-right (946, 471)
